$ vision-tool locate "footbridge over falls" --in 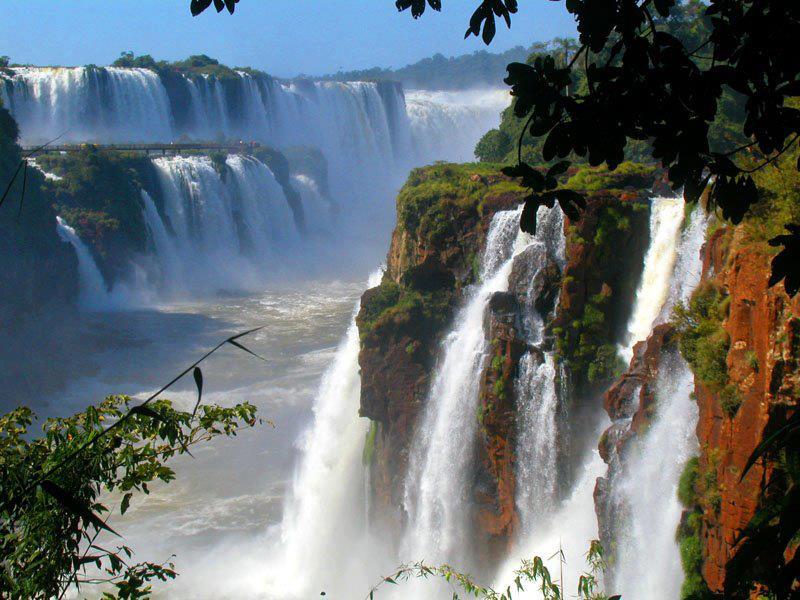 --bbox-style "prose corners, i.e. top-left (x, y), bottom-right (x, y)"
top-left (22, 141), bottom-right (263, 156)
